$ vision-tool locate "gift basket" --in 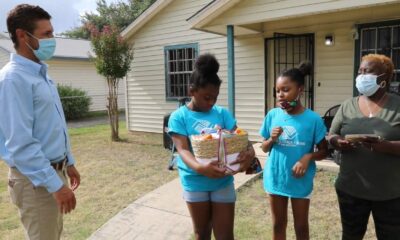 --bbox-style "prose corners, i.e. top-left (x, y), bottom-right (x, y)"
top-left (190, 127), bottom-right (248, 172)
